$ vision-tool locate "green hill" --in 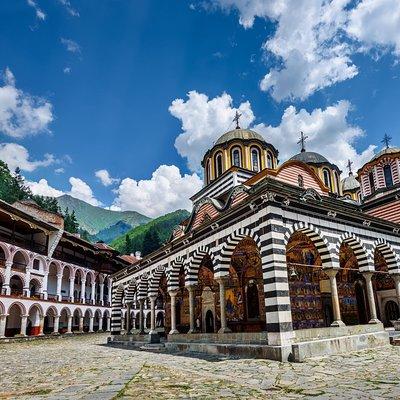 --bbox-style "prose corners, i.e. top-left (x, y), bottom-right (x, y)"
top-left (111, 209), bottom-right (190, 254)
top-left (57, 194), bottom-right (151, 235)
